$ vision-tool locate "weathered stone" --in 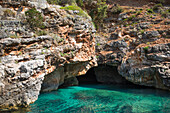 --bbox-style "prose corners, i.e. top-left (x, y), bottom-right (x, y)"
top-left (0, 0), bottom-right (97, 110)
top-left (118, 43), bottom-right (170, 90)
top-left (41, 67), bottom-right (64, 92)
top-left (139, 22), bottom-right (151, 29)
top-left (143, 31), bottom-right (160, 38)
